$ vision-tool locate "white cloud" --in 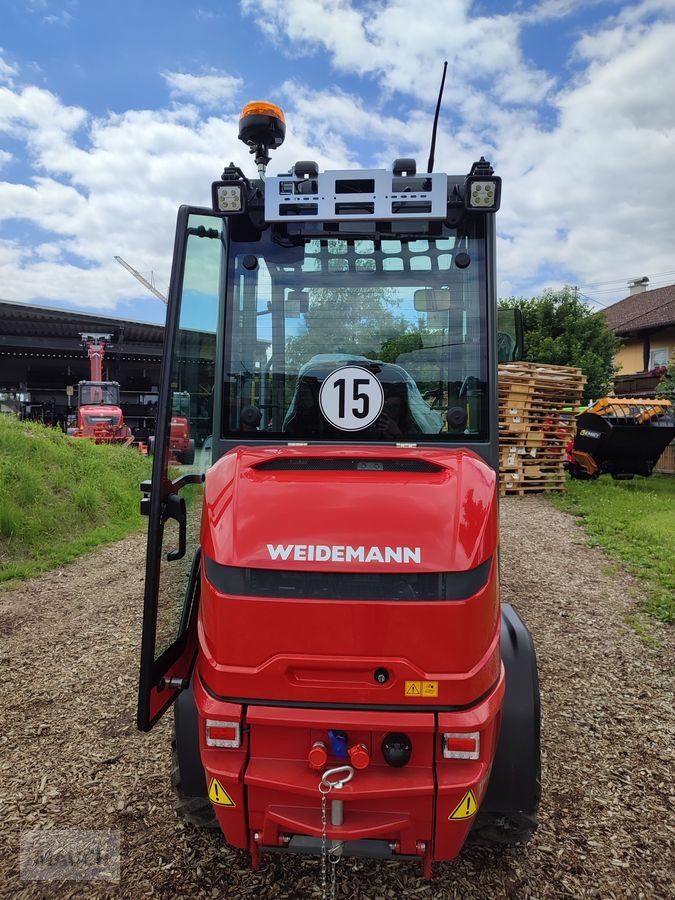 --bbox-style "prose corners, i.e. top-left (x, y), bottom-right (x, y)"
top-left (0, 49), bottom-right (18, 86)
top-left (241, 0), bottom-right (555, 110)
top-left (162, 70), bottom-right (243, 108)
top-left (0, 1), bottom-right (674, 314)
top-left (42, 11), bottom-right (73, 26)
